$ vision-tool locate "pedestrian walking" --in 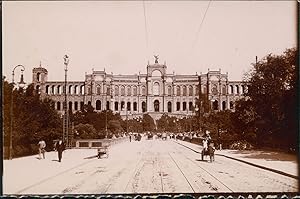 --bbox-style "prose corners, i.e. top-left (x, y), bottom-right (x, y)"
top-left (38, 140), bottom-right (46, 159)
top-left (129, 135), bottom-right (132, 142)
top-left (55, 140), bottom-right (65, 162)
